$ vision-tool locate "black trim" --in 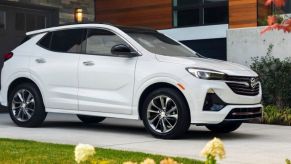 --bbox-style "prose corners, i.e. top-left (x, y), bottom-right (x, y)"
top-left (225, 107), bottom-right (262, 120)
top-left (0, 103), bottom-right (7, 111)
